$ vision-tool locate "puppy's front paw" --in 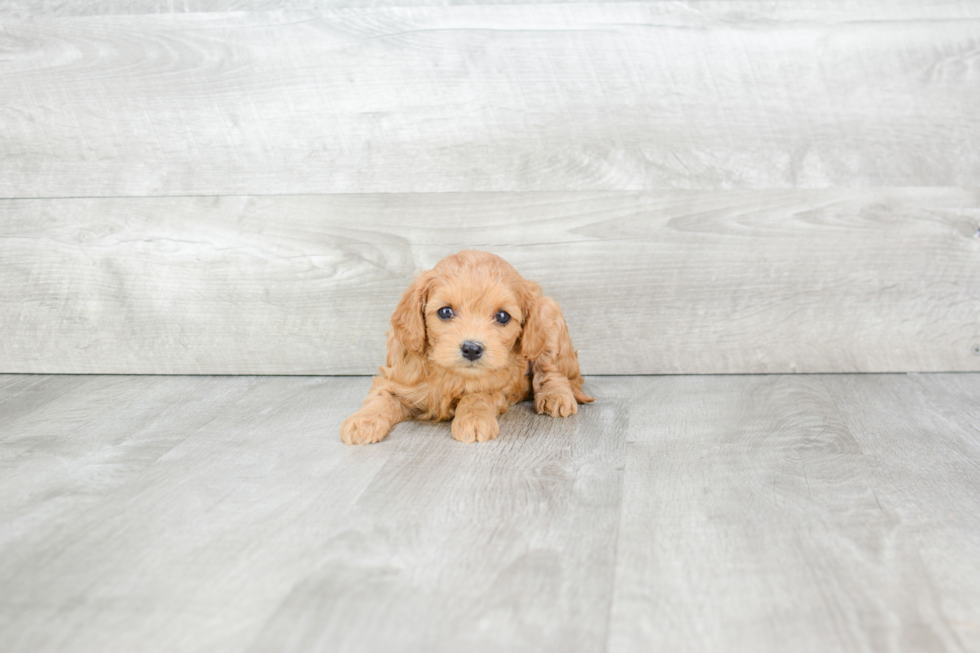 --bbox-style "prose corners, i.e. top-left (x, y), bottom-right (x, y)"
top-left (535, 389), bottom-right (578, 418)
top-left (451, 413), bottom-right (500, 443)
top-left (340, 411), bottom-right (391, 445)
